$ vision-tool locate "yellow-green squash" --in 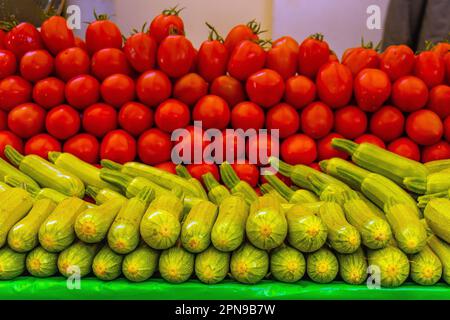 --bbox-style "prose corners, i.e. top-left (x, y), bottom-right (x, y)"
top-left (159, 246), bottom-right (195, 283)
top-left (270, 245), bottom-right (306, 283)
top-left (195, 246), bottom-right (230, 284)
top-left (26, 246), bottom-right (58, 278)
top-left (230, 243), bottom-right (269, 284)
top-left (306, 247), bottom-right (339, 284)
top-left (0, 247), bottom-right (26, 280)
top-left (92, 245), bottom-right (124, 281)
top-left (122, 243), bottom-right (159, 282)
